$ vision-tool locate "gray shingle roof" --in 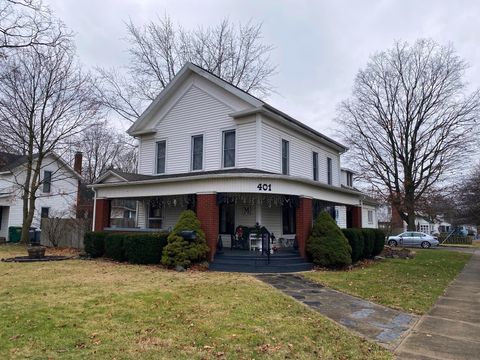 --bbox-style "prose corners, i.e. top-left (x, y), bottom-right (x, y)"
top-left (108, 168), bottom-right (274, 183)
